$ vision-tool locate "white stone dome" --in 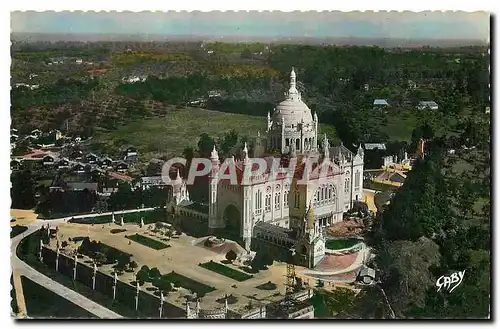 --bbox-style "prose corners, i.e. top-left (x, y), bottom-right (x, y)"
top-left (274, 98), bottom-right (313, 125)
top-left (273, 67), bottom-right (313, 126)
